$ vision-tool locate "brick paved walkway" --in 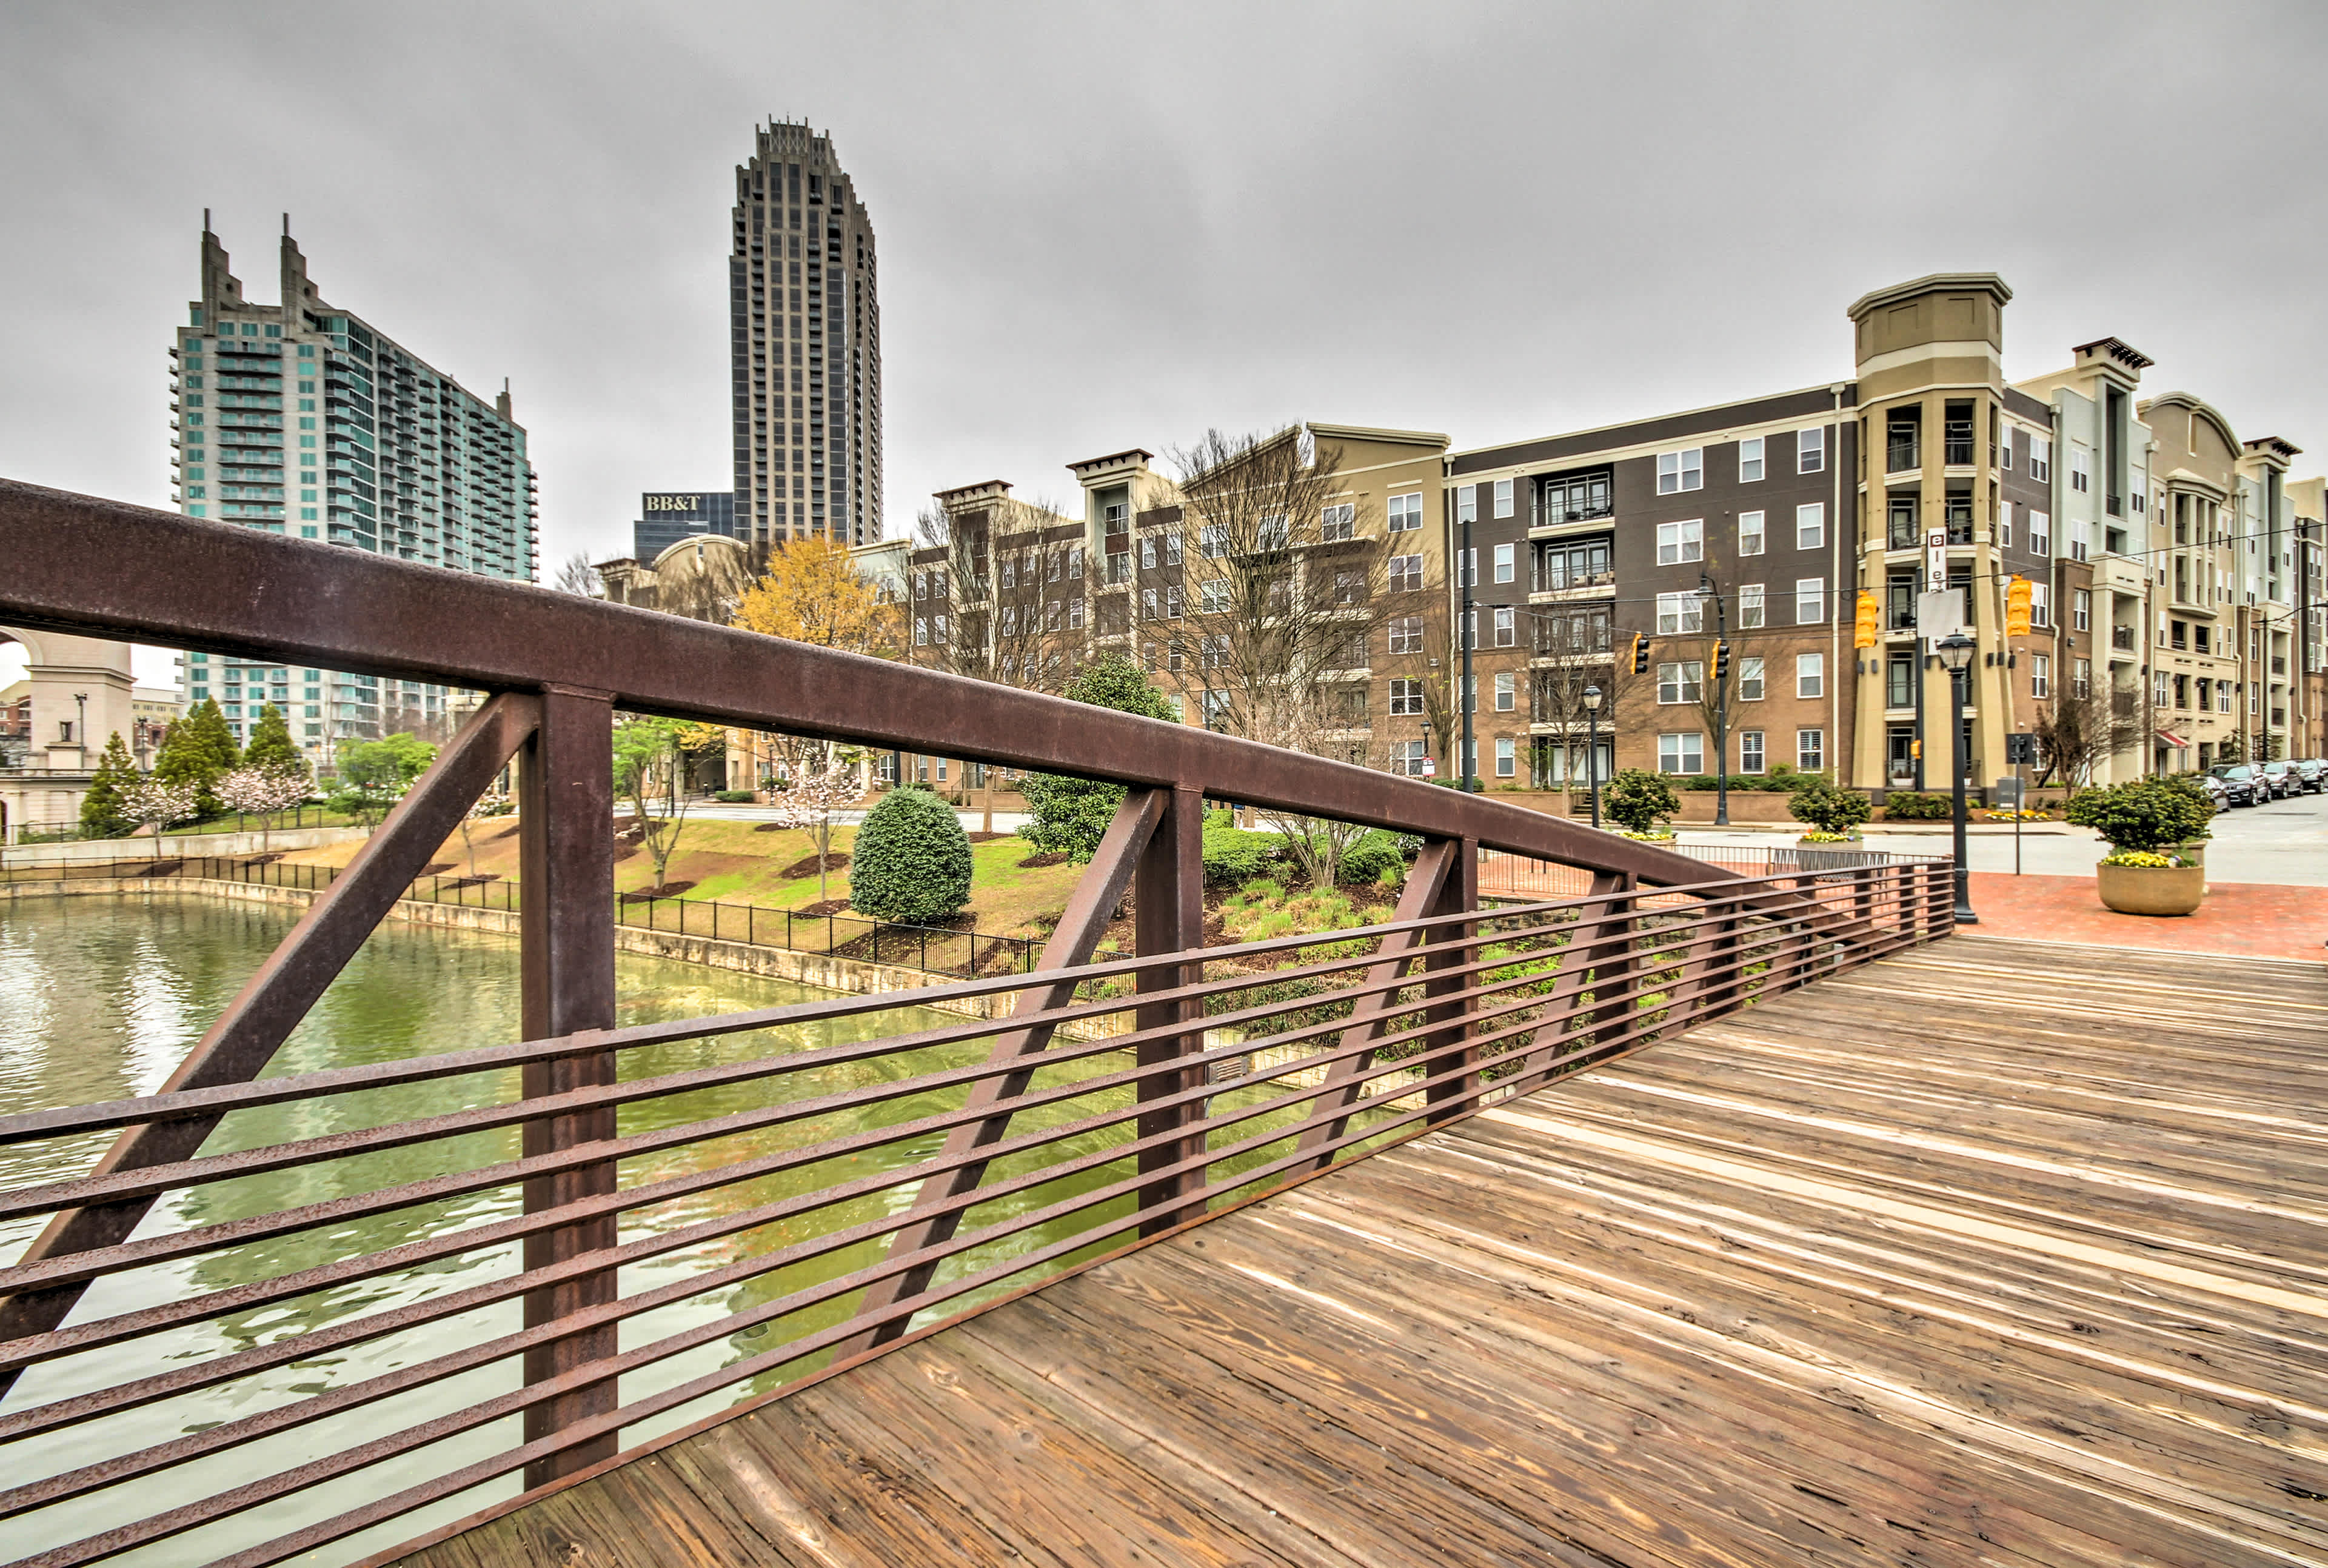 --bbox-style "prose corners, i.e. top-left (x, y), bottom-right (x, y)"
top-left (1965, 871), bottom-right (2328, 962)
